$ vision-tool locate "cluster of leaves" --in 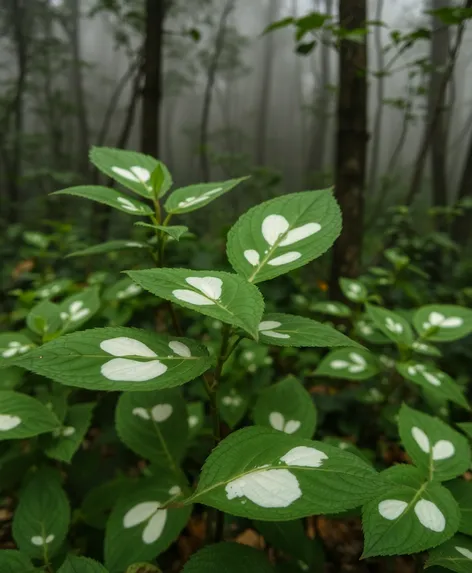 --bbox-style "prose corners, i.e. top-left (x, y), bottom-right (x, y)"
top-left (0, 147), bottom-right (471, 573)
